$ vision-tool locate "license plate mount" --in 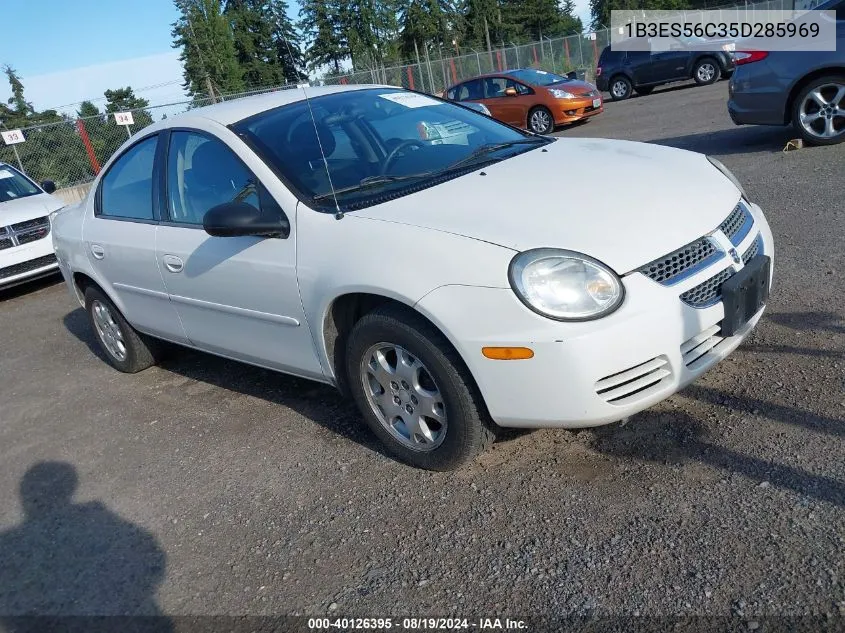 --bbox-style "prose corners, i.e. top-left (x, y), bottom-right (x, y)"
top-left (720, 254), bottom-right (770, 337)
top-left (592, 98), bottom-right (602, 109)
